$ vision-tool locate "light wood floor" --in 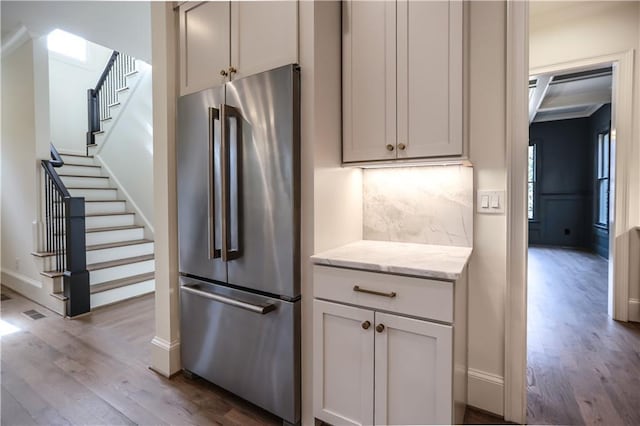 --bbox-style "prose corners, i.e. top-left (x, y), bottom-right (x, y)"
top-left (0, 288), bottom-right (280, 426)
top-left (527, 246), bottom-right (640, 425)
